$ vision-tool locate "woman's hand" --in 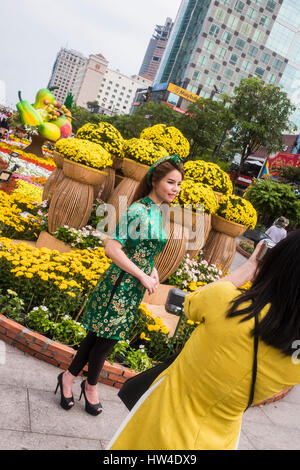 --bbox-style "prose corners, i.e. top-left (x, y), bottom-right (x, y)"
top-left (139, 272), bottom-right (159, 295)
top-left (150, 267), bottom-right (160, 289)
